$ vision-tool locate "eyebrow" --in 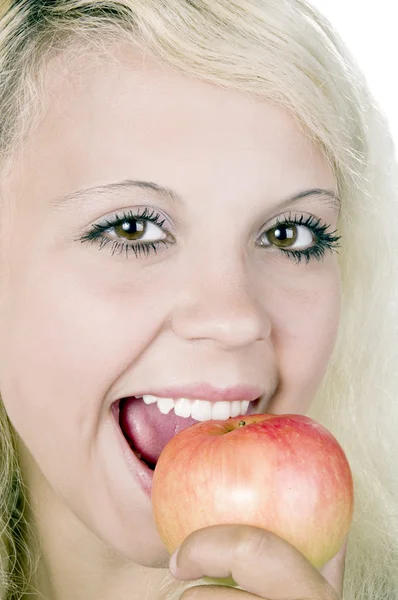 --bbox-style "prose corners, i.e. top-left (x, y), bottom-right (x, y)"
top-left (52, 179), bottom-right (341, 214)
